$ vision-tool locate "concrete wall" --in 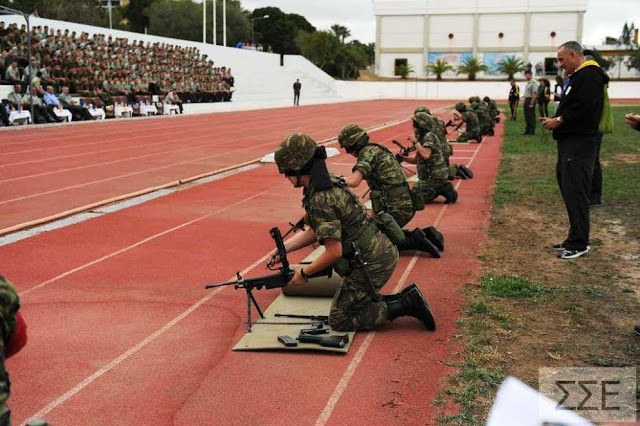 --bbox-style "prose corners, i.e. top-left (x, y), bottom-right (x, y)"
top-left (335, 80), bottom-right (640, 101)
